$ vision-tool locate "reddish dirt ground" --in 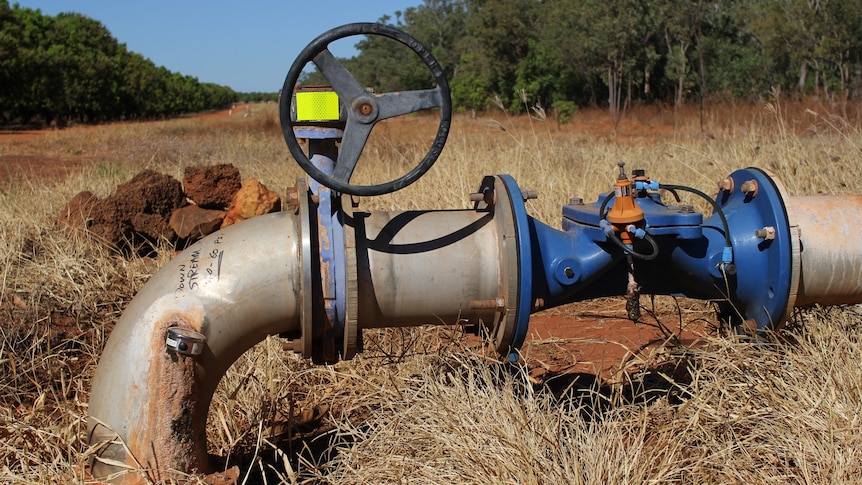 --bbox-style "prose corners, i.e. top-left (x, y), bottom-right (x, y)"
top-left (523, 302), bottom-right (711, 382)
top-left (0, 105), bottom-right (242, 186)
top-left (1, 107), bottom-right (710, 383)
top-left (0, 127), bottom-right (86, 186)
top-left (0, 151), bottom-right (89, 186)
